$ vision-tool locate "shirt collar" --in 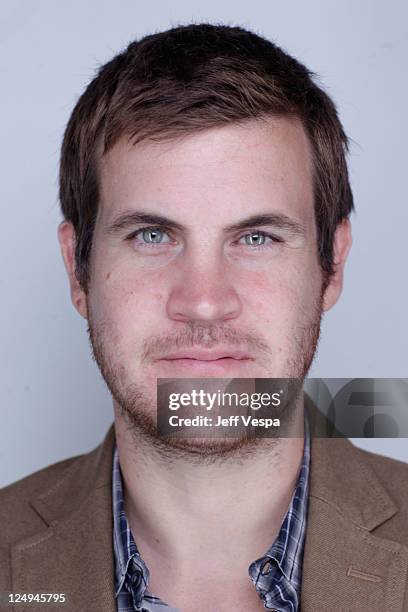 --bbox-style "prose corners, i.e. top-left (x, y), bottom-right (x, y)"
top-left (112, 414), bottom-right (310, 610)
top-left (112, 445), bottom-right (150, 607)
top-left (248, 414), bottom-right (310, 609)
